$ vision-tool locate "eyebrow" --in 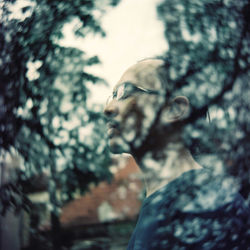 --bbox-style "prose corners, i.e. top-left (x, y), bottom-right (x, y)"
top-left (113, 81), bottom-right (133, 92)
top-left (113, 81), bottom-right (163, 96)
